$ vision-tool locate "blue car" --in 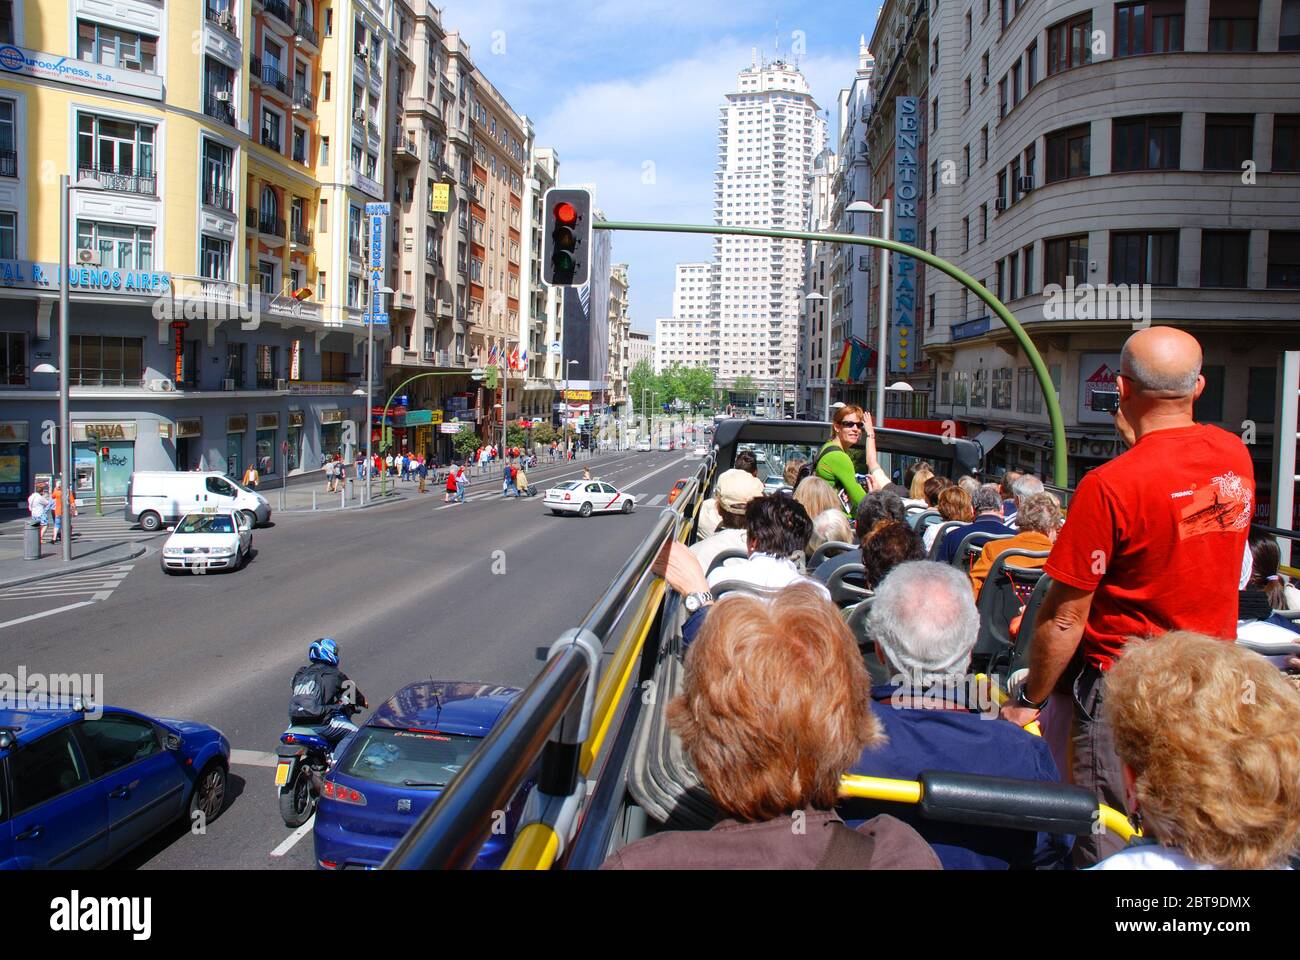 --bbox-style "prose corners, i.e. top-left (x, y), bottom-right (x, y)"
top-left (314, 680), bottom-right (528, 870)
top-left (0, 702), bottom-right (230, 869)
